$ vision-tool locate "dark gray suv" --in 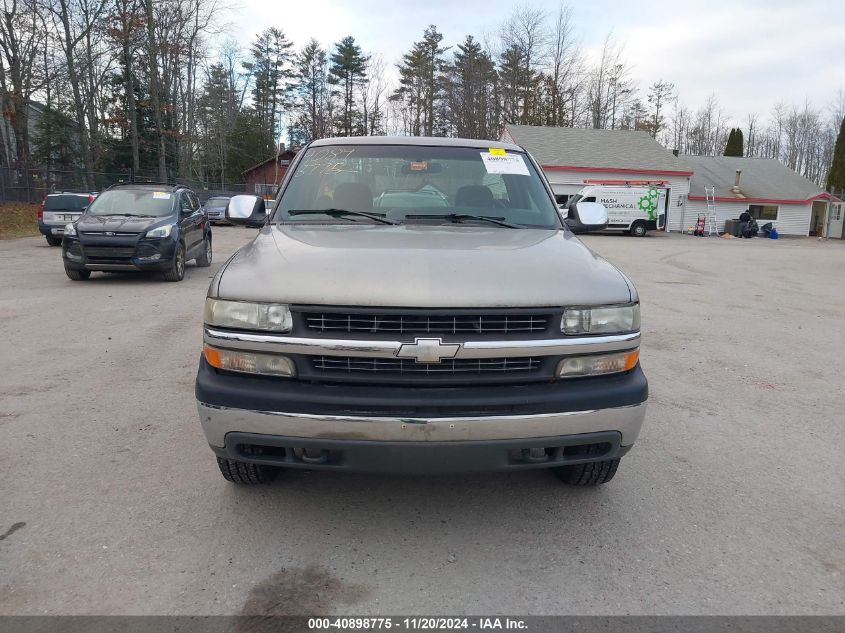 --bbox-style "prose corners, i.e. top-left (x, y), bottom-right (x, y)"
top-left (62, 183), bottom-right (212, 282)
